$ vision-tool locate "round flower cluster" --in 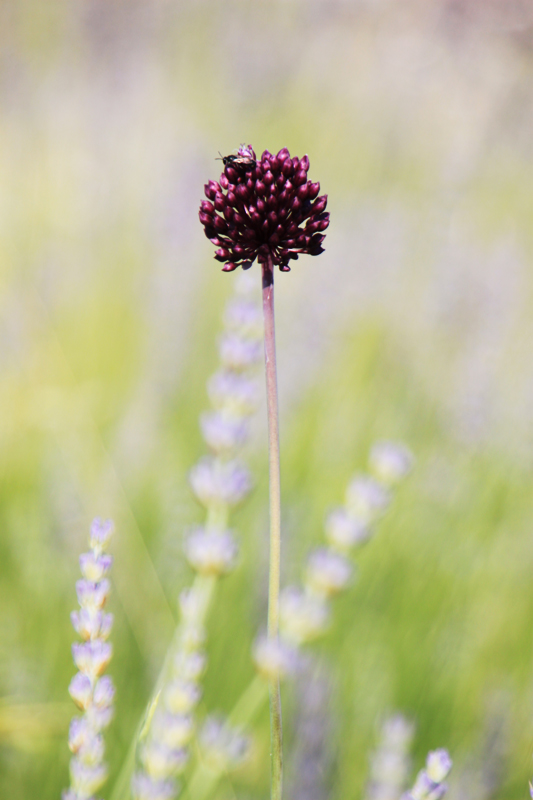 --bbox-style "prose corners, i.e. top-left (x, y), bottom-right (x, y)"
top-left (63, 519), bottom-right (115, 800)
top-left (199, 146), bottom-right (329, 272)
